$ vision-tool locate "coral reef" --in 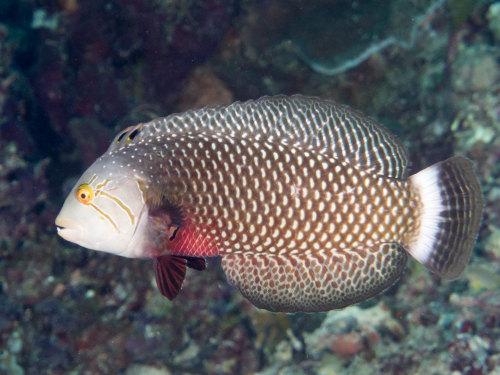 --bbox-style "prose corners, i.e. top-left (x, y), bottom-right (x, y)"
top-left (1, 0), bottom-right (499, 374)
